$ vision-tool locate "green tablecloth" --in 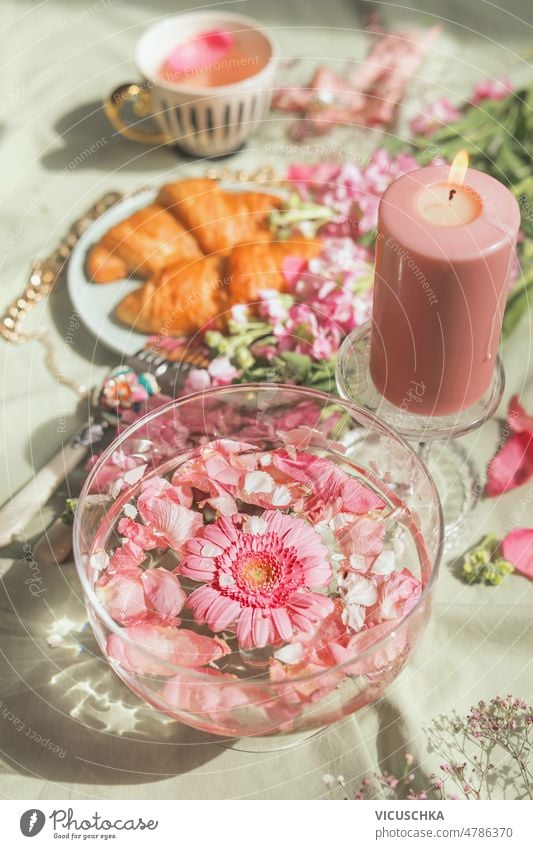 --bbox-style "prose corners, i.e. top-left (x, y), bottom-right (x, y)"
top-left (0, 0), bottom-right (532, 800)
